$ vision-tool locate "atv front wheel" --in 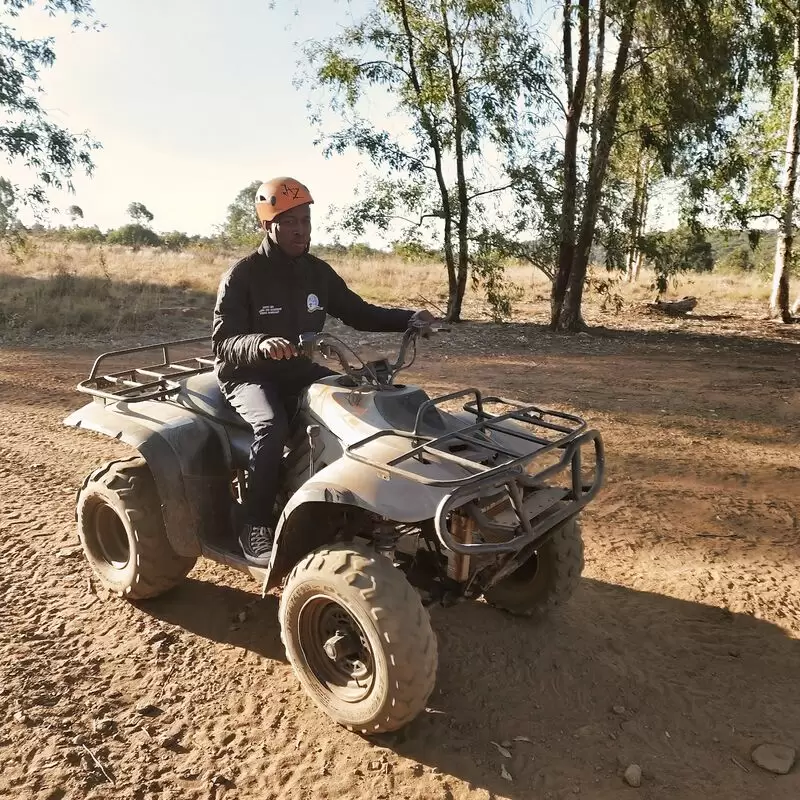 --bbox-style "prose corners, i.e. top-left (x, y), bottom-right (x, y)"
top-left (483, 517), bottom-right (584, 617)
top-left (279, 543), bottom-right (438, 733)
top-left (77, 457), bottom-right (196, 599)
